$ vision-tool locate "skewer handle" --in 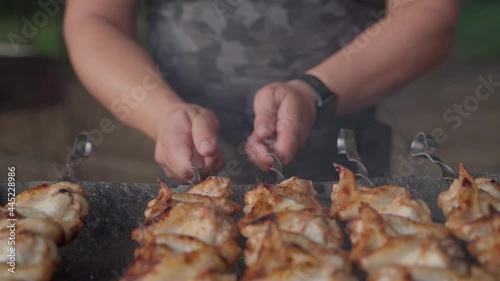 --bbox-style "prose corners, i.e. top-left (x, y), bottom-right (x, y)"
top-left (410, 132), bottom-right (457, 179)
top-left (337, 128), bottom-right (374, 187)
